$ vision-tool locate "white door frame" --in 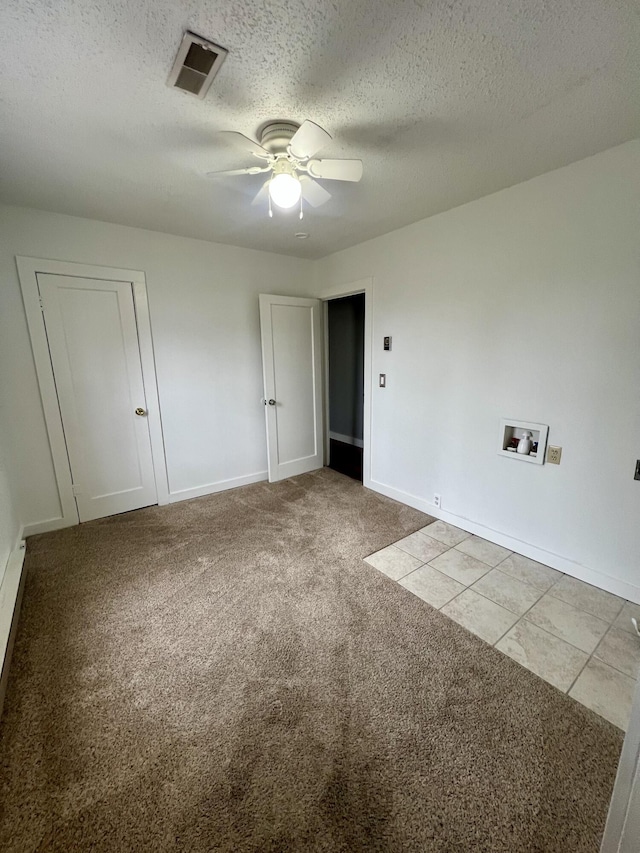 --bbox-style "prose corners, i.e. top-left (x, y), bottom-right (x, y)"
top-left (16, 257), bottom-right (169, 534)
top-left (317, 278), bottom-right (373, 489)
top-left (601, 675), bottom-right (640, 852)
